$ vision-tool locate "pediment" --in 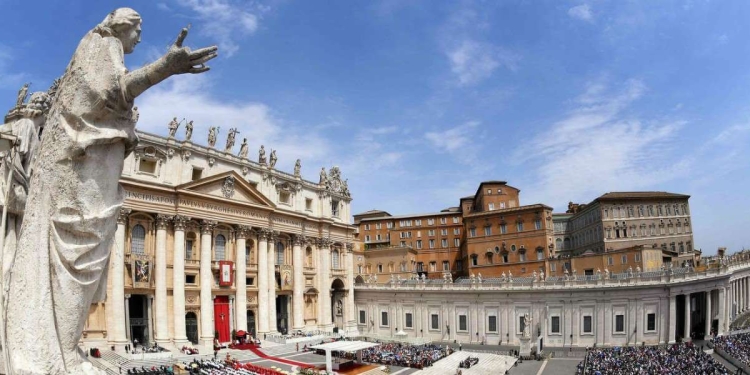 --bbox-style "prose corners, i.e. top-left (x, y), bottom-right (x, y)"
top-left (176, 171), bottom-right (275, 208)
